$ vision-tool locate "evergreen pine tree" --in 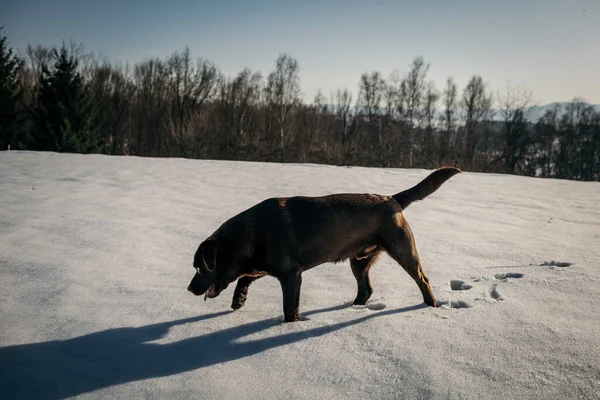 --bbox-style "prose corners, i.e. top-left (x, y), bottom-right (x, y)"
top-left (31, 45), bottom-right (100, 153)
top-left (0, 27), bottom-right (23, 150)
